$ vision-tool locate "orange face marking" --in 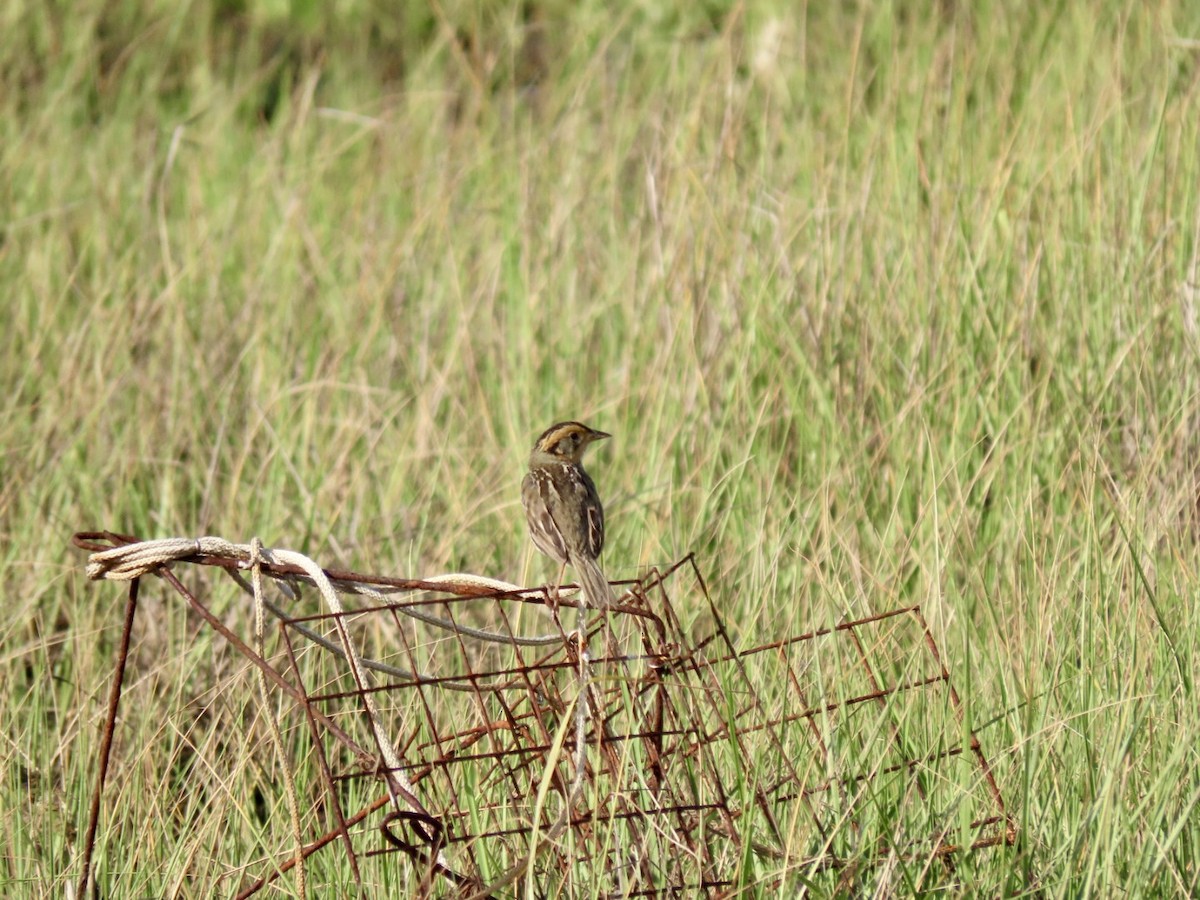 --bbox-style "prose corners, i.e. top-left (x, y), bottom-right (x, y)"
top-left (532, 421), bottom-right (610, 462)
